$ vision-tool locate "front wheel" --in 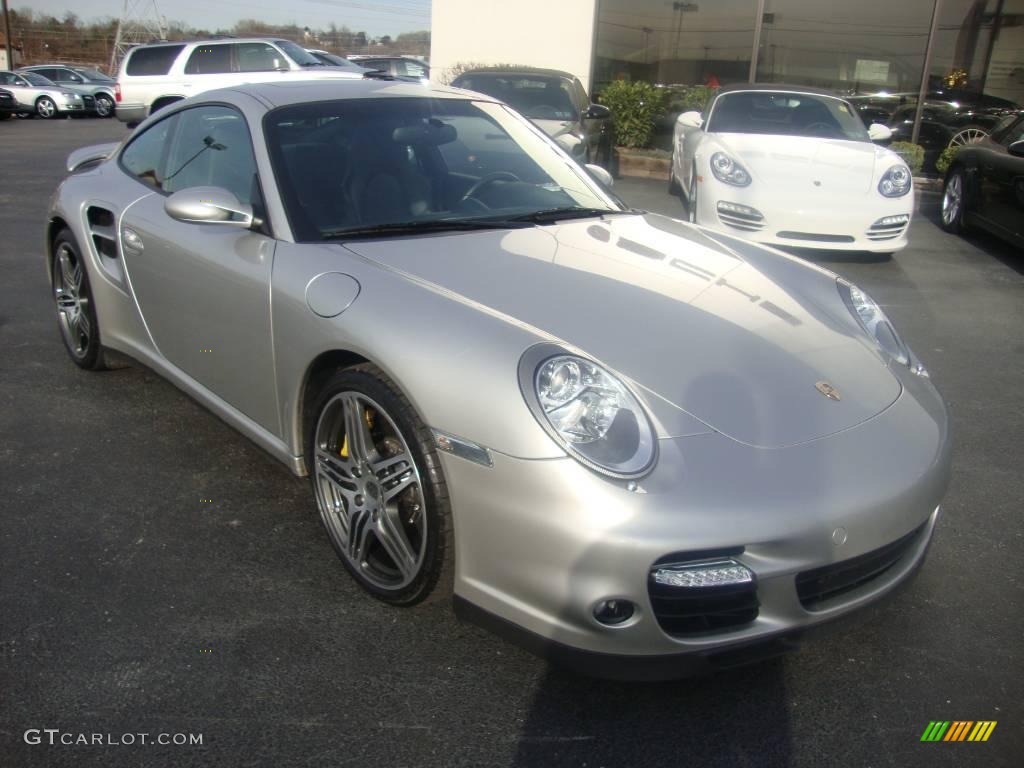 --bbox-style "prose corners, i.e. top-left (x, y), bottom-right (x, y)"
top-left (51, 229), bottom-right (106, 370)
top-left (94, 95), bottom-right (114, 118)
top-left (668, 155), bottom-right (681, 195)
top-left (36, 97), bottom-right (57, 119)
top-left (687, 177), bottom-right (698, 224)
top-left (308, 365), bottom-right (453, 606)
top-left (941, 167), bottom-right (967, 234)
